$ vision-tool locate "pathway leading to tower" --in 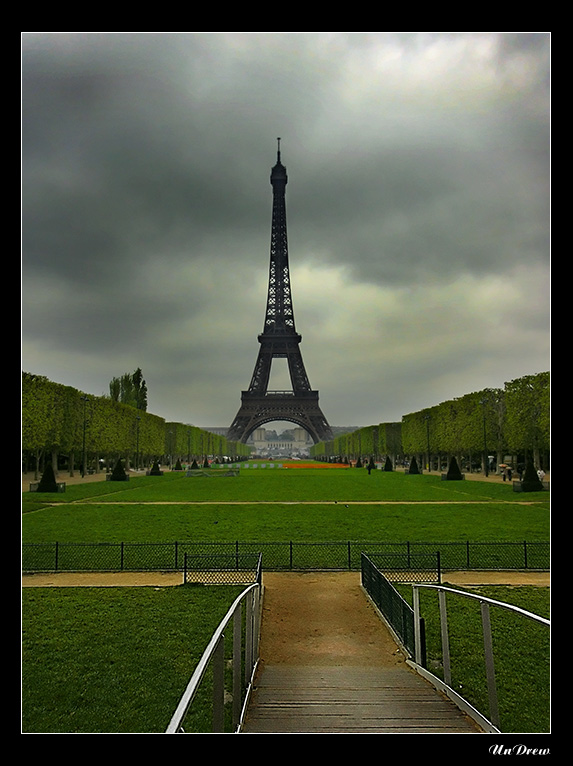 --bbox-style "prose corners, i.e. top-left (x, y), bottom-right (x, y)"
top-left (241, 571), bottom-right (485, 733)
